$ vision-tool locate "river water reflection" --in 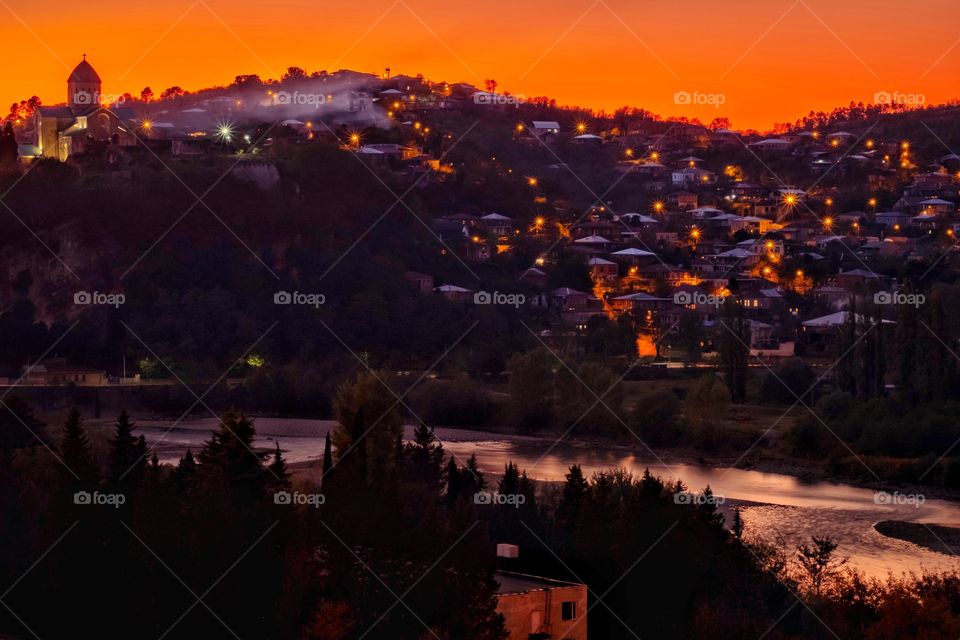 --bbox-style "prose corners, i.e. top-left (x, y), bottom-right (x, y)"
top-left (104, 417), bottom-right (960, 579)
